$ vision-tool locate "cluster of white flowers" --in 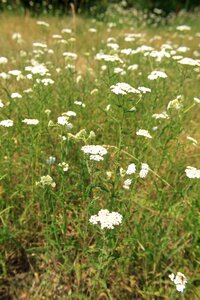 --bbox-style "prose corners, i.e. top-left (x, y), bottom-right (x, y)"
top-left (0, 119), bottom-right (13, 127)
top-left (63, 52), bottom-right (78, 60)
top-left (126, 163), bottom-right (136, 175)
top-left (148, 70), bottom-right (168, 80)
top-left (123, 178), bottom-right (132, 190)
top-left (0, 56), bottom-right (8, 64)
top-left (89, 209), bottom-right (123, 229)
top-left (22, 119), bottom-right (39, 125)
top-left (176, 25), bottom-right (191, 31)
top-left (36, 175), bottom-right (56, 188)
top-left (123, 162), bottom-right (149, 189)
top-left (110, 82), bottom-right (140, 95)
top-left (46, 156), bottom-right (56, 165)
top-left (57, 115), bottom-right (73, 130)
top-left (178, 57), bottom-right (200, 66)
top-left (36, 20), bottom-right (50, 27)
top-left (11, 92), bottom-right (22, 99)
top-left (25, 63), bottom-right (49, 76)
top-left (81, 145), bottom-right (107, 161)
top-left (167, 95), bottom-right (183, 110)
top-left (58, 162), bottom-right (69, 172)
top-left (0, 100), bottom-right (4, 108)
top-left (169, 272), bottom-right (187, 292)
top-left (95, 53), bottom-right (123, 63)
top-left (152, 111), bottom-right (169, 119)
top-left (139, 163), bottom-right (149, 178)
top-left (136, 129), bottom-right (152, 139)
top-left (185, 166), bottom-right (200, 178)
